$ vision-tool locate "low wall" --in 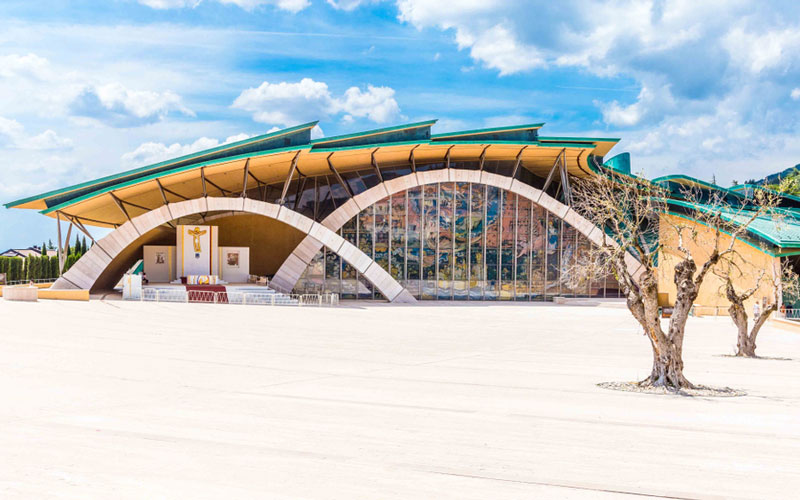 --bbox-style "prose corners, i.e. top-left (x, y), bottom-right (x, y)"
top-left (1, 286), bottom-right (89, 301)
top-left (38, 289), bottom-right (89, 301)
top-left (2, 286), bottom-right (38, 301)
